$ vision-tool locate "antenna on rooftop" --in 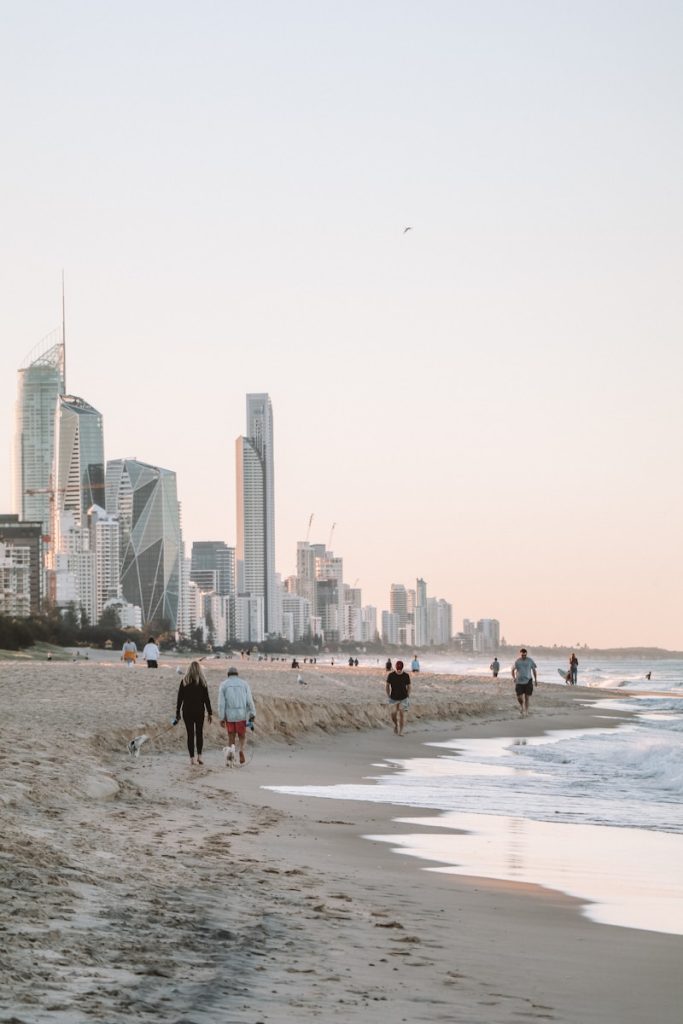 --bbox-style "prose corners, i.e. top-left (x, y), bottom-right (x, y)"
top-left (305, 512), bottom-right (314, 543)
top-left (328, 522), bottom-right (336, 550)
